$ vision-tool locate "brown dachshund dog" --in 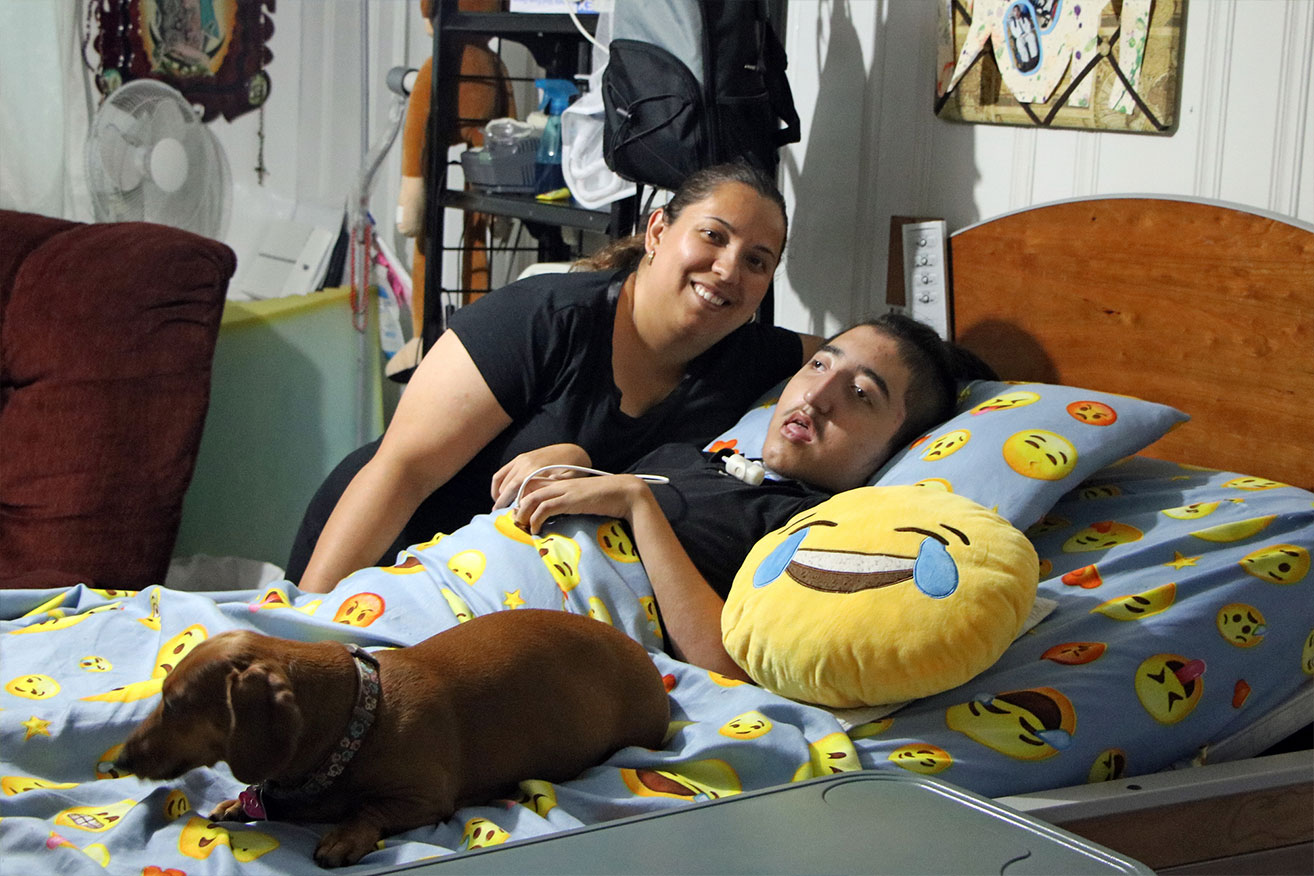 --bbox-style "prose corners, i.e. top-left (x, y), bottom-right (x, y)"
top-left (116, 609), bottom-right (670, 867)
